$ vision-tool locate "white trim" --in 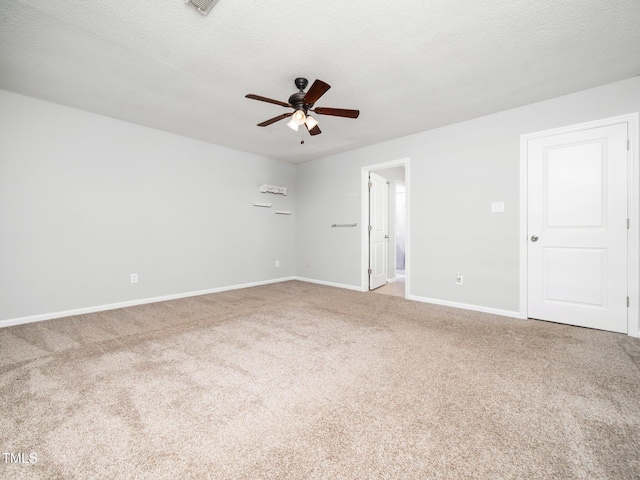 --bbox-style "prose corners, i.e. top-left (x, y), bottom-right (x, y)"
top-left (297, 277), bottom-right (523, 320)
top-left (393, 179), bottom-right (407, 282)
top-left (361, 158), bottom-right (410, 297)
top-left (0, 276), bottom-right (297, 329)
top-left (520, 112), bottom-right (640, 337)
top-left (294, 276), bottom-right (364, 292)
top-left (626, 114), bottom-right (640, 338)
top-left (2, 274), bottom-right (525, 330)
top-left (407, 294), bottom-right (523, 319)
